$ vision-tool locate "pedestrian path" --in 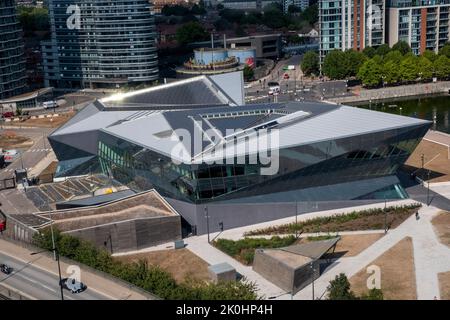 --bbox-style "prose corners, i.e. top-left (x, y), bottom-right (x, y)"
top-left (294, 205), bottom-right (450, 300)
